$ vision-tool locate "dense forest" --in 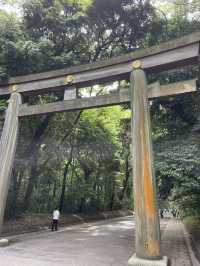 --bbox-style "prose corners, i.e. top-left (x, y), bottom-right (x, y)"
top-left (0, 0), bottom-right (200, 222)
